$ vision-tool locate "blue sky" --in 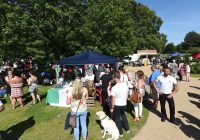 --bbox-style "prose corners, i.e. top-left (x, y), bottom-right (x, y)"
top-left (137, 0), bottom-right (200, 45)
